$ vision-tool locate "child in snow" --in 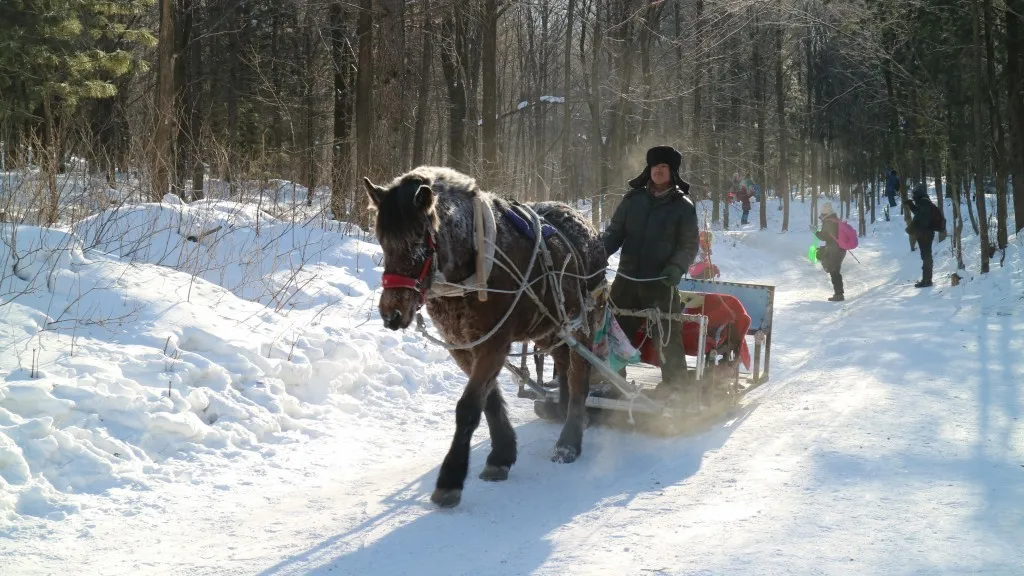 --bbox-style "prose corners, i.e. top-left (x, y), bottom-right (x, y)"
top-left (815, 202), bottom-right (847, 302)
